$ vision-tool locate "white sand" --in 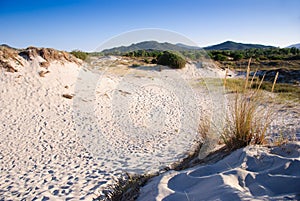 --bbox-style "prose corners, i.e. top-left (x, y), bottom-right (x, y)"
top-left (0, 56), bottom-right (116, 200)
top-left (0, 54), bottom-right (228, 200)
top-left (1, 54), bottom-right (299, 200)
top-left (138, 142), bottom-right (300, 201)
